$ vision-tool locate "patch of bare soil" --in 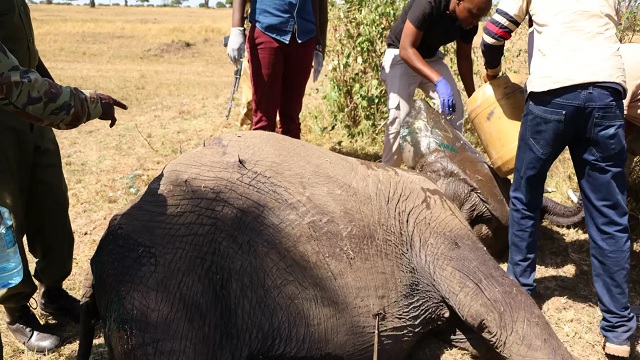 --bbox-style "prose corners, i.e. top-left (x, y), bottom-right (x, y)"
top-left (144, 39), bottom-right (197, 57)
